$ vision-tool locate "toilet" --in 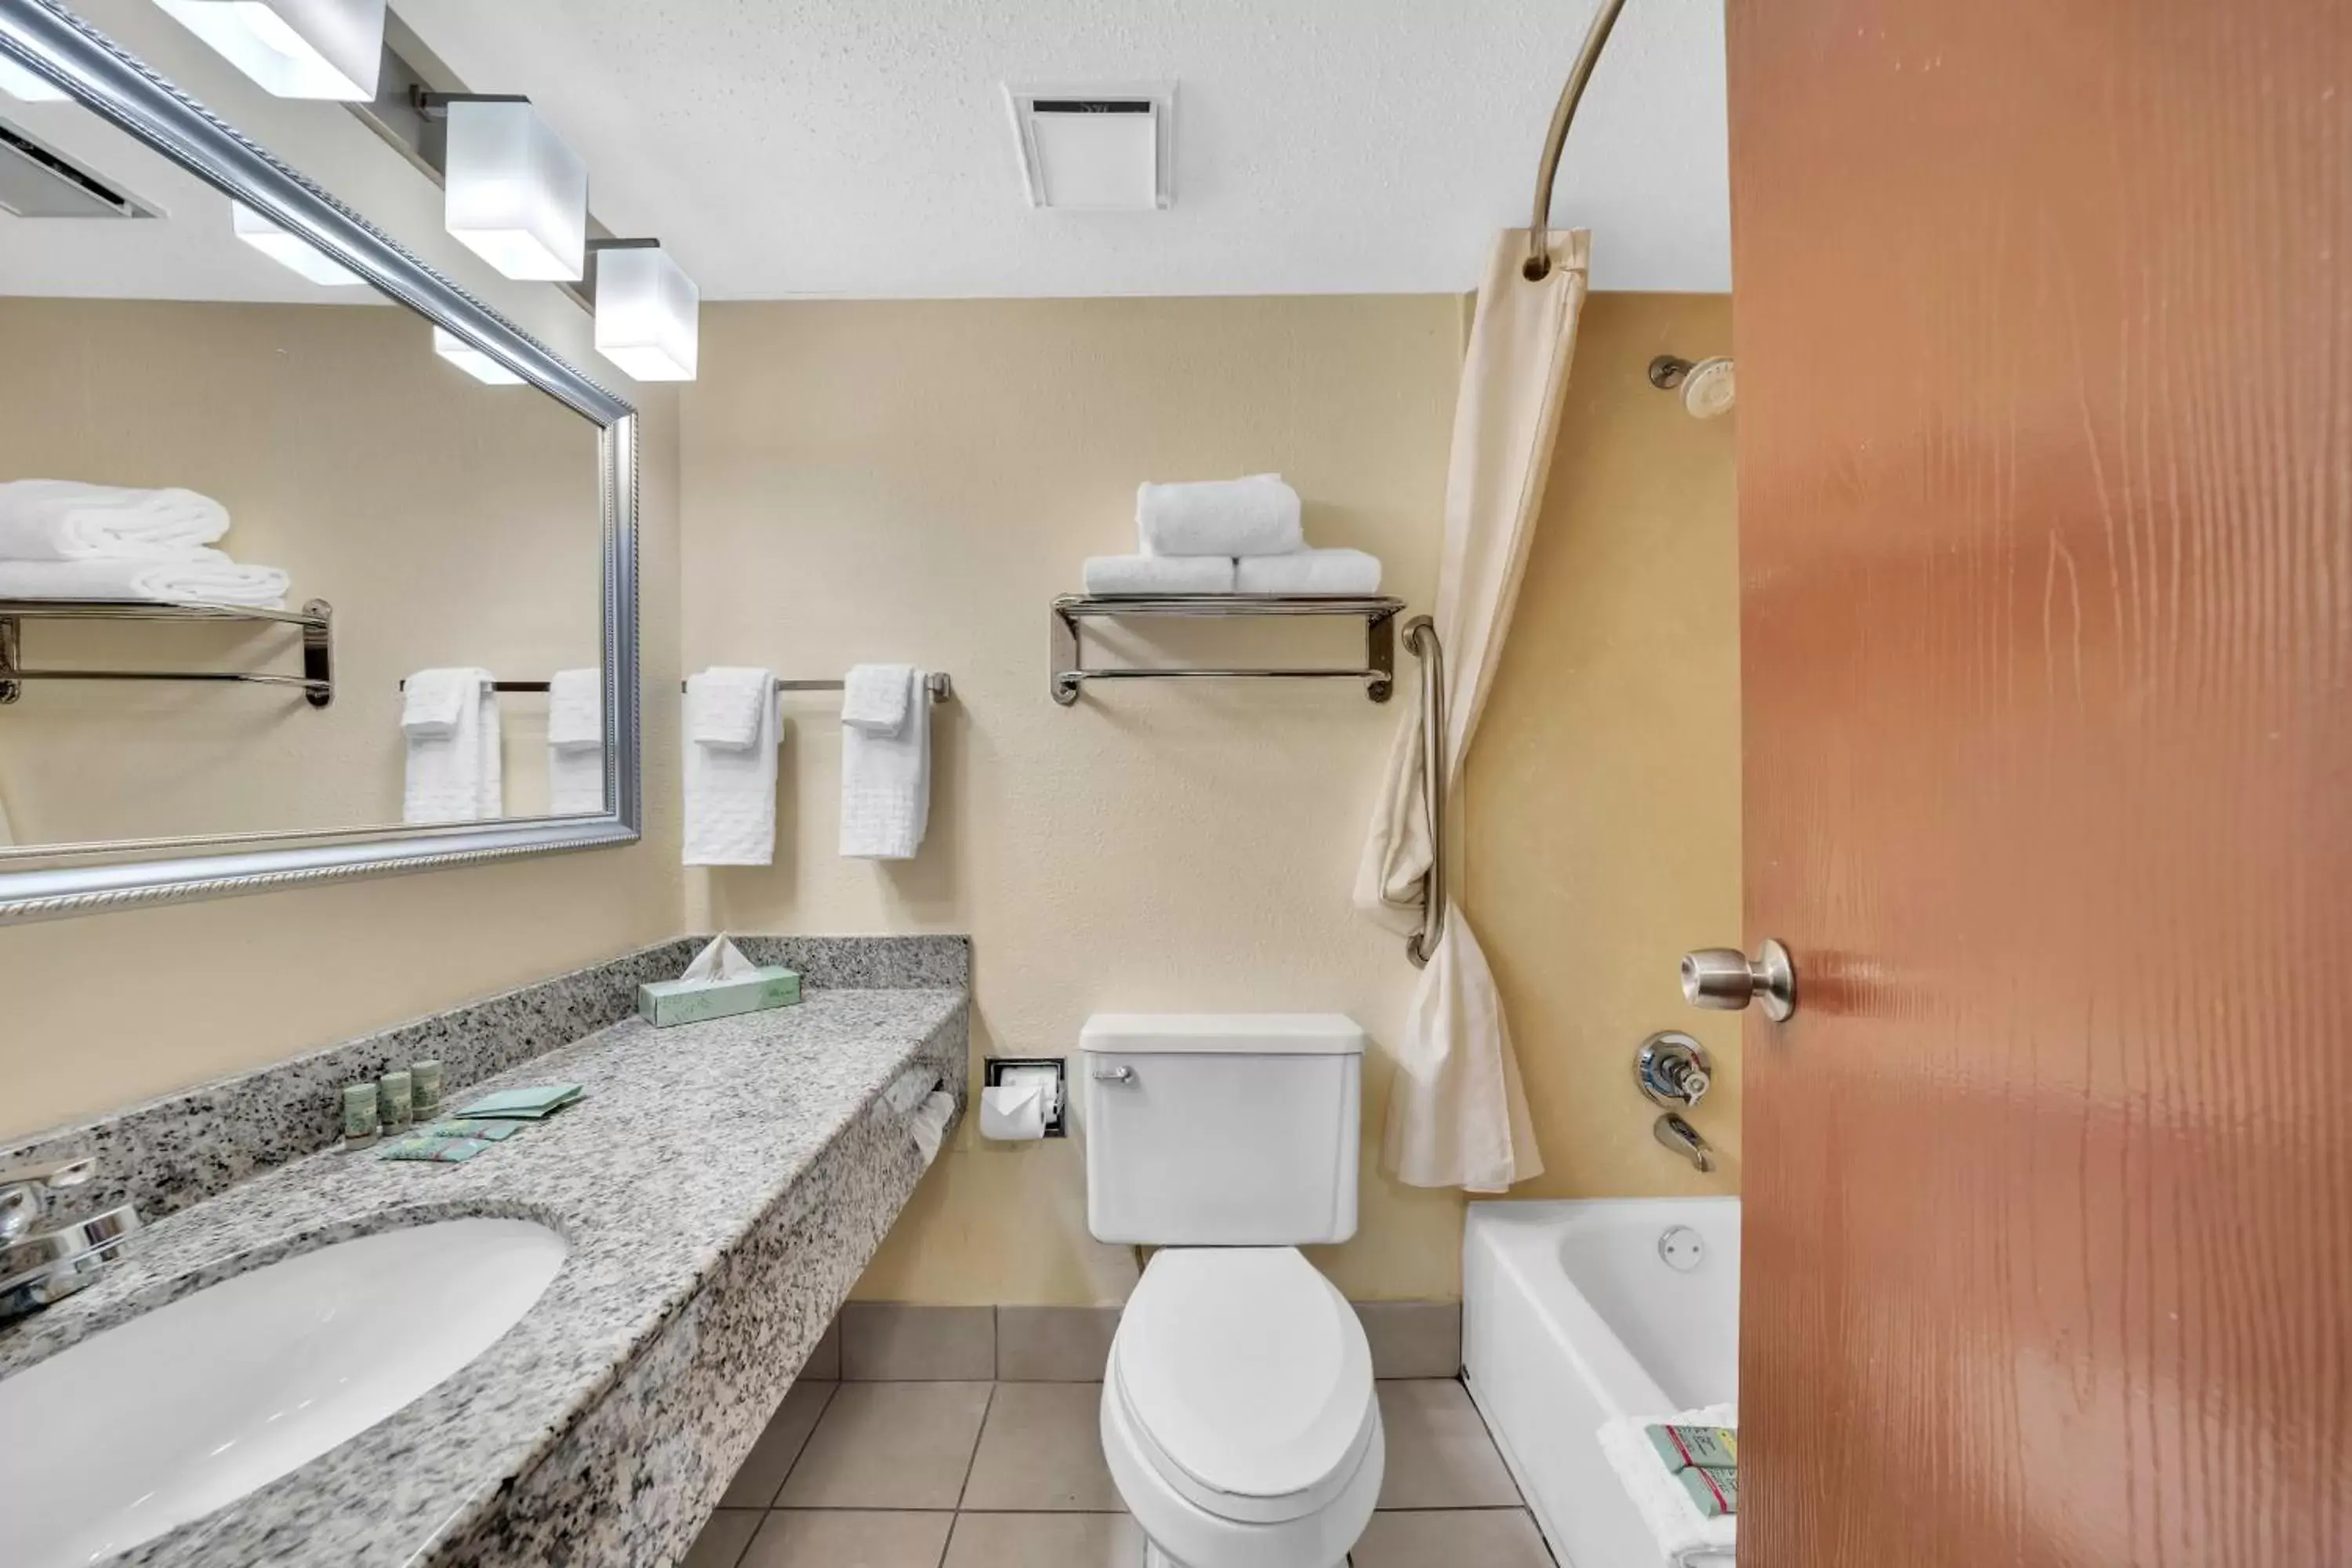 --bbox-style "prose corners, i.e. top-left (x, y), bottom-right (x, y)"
top-left (1082, 1013), bottom-right (1383, 1568)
